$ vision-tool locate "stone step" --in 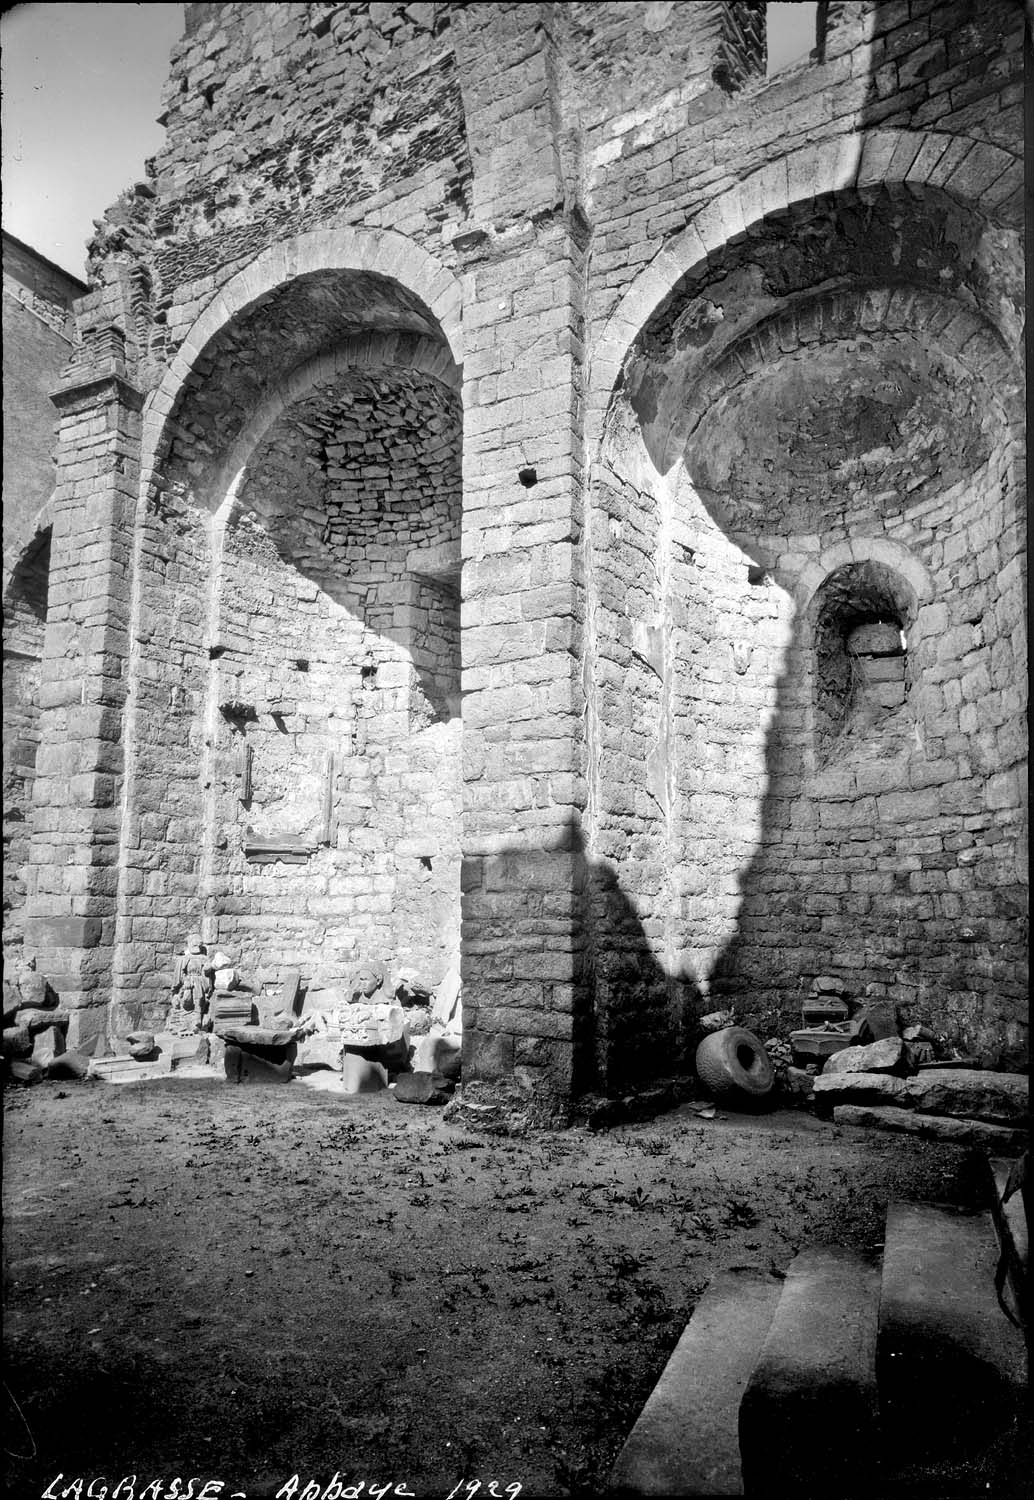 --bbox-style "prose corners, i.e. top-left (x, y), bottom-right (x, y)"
top-left (606, 1268), bottom-right (781, 1496)
top-left (987, 1156), bottom-right (1028, 1328)
top-left (738, 1247), bottom-right (880, 1499)
top-left (878, 1202), bottom-right (1028, 1474)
